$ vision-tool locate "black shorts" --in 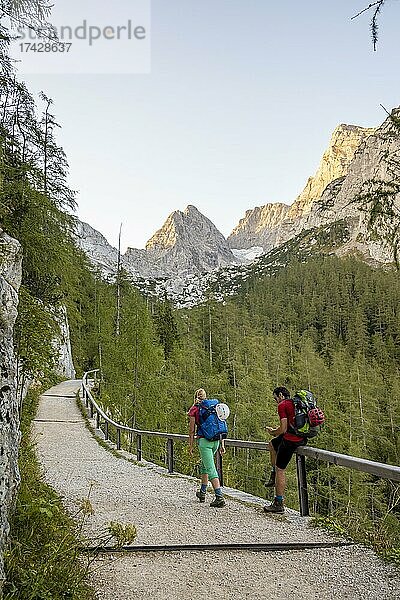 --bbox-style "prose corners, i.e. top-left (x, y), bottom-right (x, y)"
top-left (271, 434), bottom-right (305, 470)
